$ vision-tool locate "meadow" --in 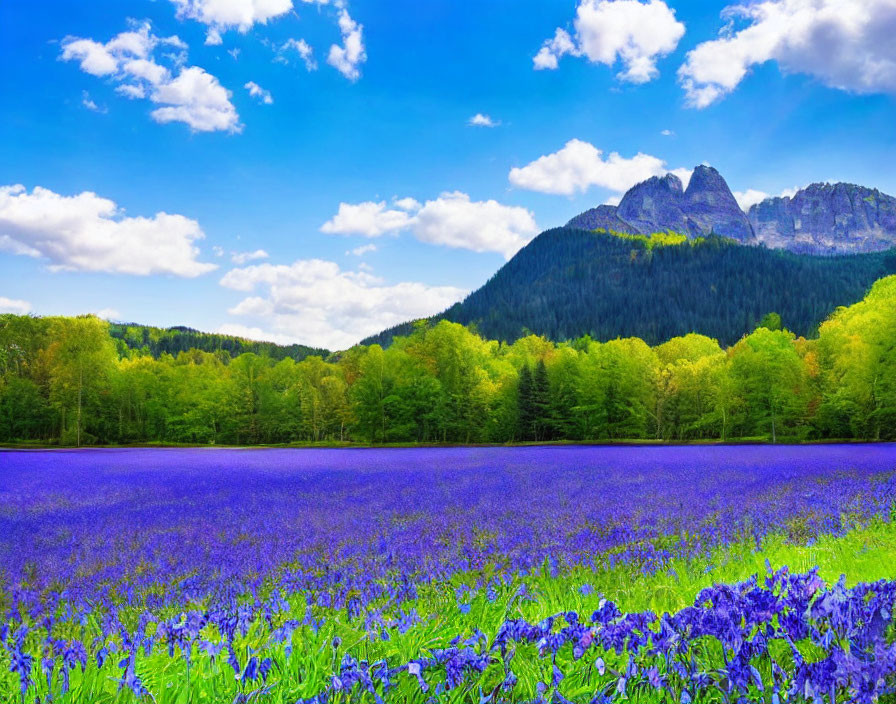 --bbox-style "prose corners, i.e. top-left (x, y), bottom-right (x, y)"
top-left (1, 445), bottom-right (895, 703)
